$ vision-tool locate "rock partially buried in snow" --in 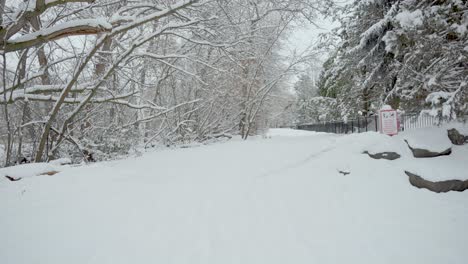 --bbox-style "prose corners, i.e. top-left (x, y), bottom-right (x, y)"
top-left (405, 171), bottom-right (468, 193)
top-left (403, 144), bottom-right (468, 183)
top-left (447, 128), bottom-right (466, 145)
top-left (0, 163), bottom-right (60, 182)
top-left (363, 151), bottom-right (401, 160)
top-left (338, 170), bottom-right (350, 176)
top-left (403, 128), bottom-right (453, 158)
top-left (404, 140), bottom-right (451, 158)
